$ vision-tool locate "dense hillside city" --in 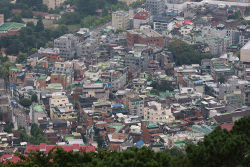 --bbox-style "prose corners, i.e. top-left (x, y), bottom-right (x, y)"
top-left (0, 0), bottom-right (250, 166)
